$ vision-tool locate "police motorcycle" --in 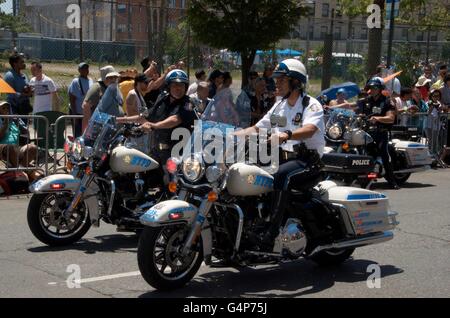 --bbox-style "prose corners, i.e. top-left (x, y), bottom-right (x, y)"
top-left (136, 100), bottom-right (399, 291)
top-left (322, 108), bottom-right (376, 188)
top-left (27, 110), bottom-right (167, 247)
top-left (324, 106), bottom-right (432, 187)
